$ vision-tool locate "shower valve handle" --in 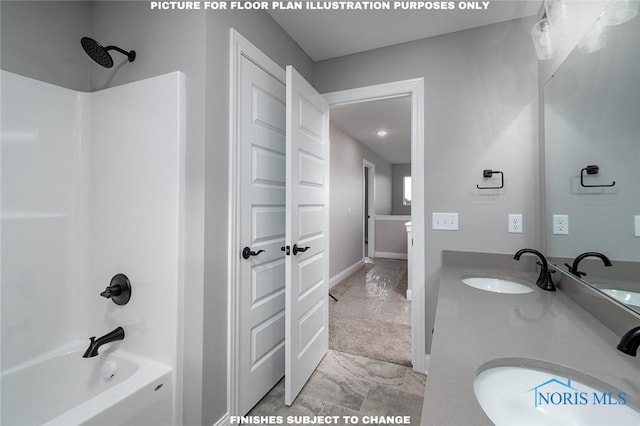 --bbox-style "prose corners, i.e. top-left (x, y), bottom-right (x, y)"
top-left (100, 274), bottom-right (132, 306)
top-left (100, 284), bottom-right (122, 298)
